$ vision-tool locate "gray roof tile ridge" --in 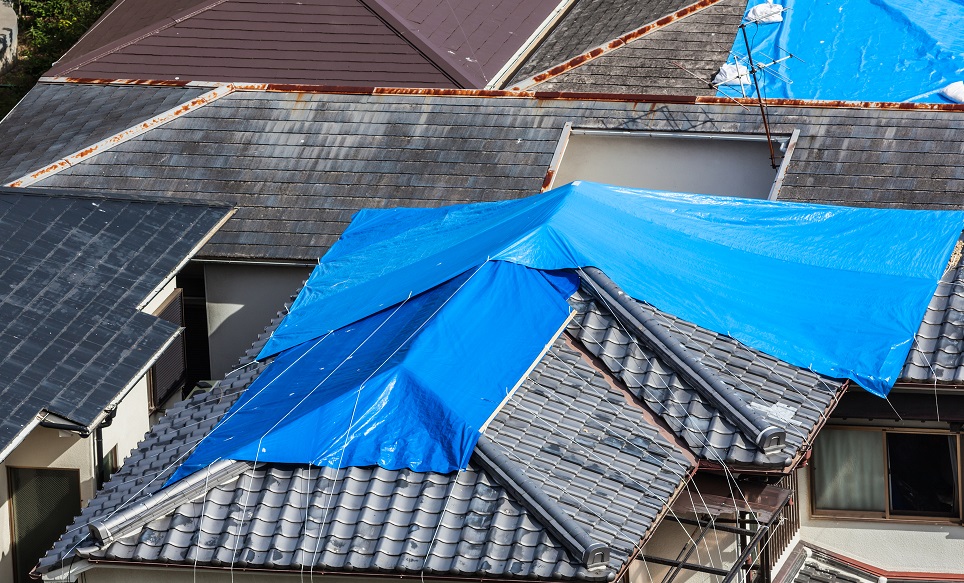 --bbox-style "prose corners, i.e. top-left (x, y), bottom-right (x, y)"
top-left (46, 0), bottom-right (233, 77)
top-left (473, 435), bottom-right (611, 573)
top-left (578, 267), bottom-right (789, 458)
top-left (85, 458), bottom-right (251, 548)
